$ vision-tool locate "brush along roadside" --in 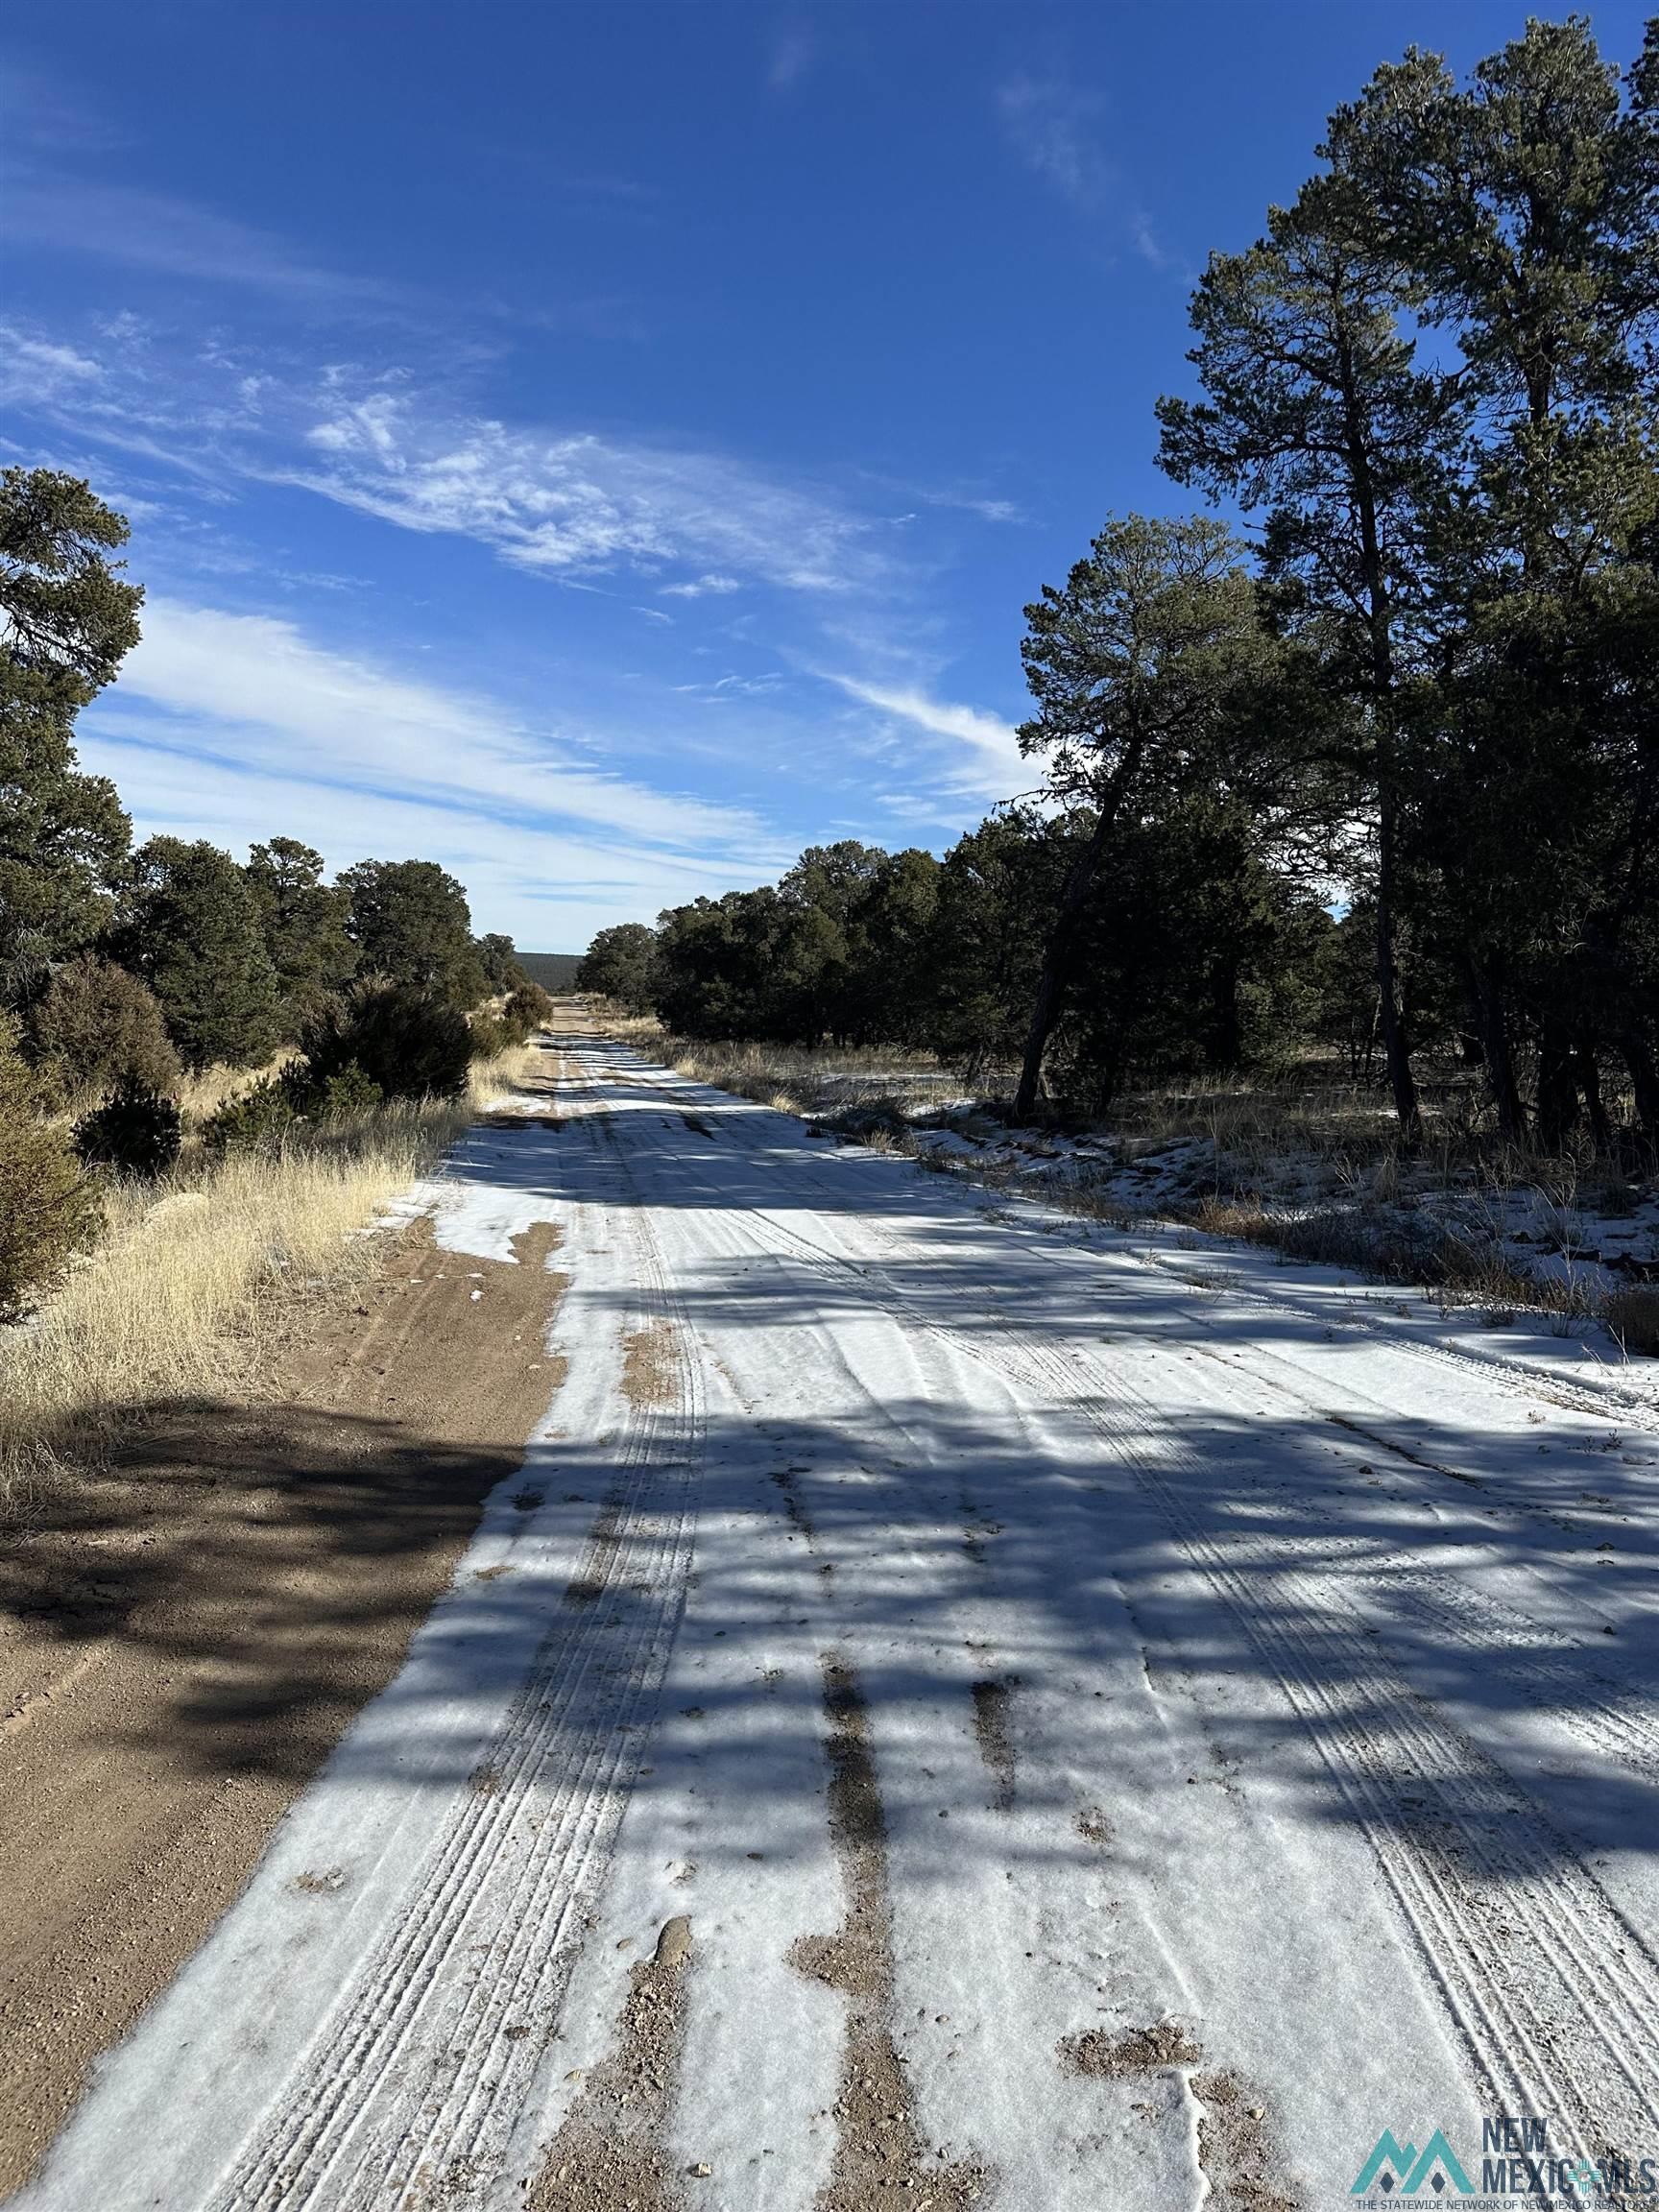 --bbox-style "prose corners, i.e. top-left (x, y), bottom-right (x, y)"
top-left (0, 1043), bottom-right (544, 1527)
